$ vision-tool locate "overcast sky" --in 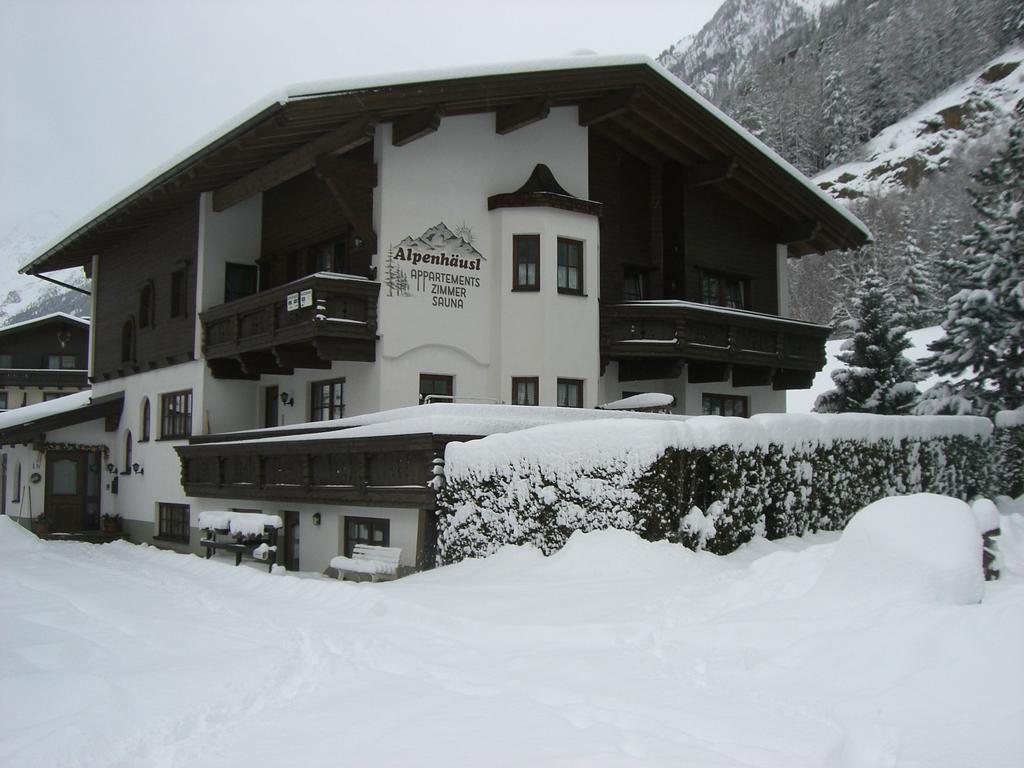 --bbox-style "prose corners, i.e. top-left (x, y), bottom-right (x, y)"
top-left (0, 0), bottom-right (722, 258)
